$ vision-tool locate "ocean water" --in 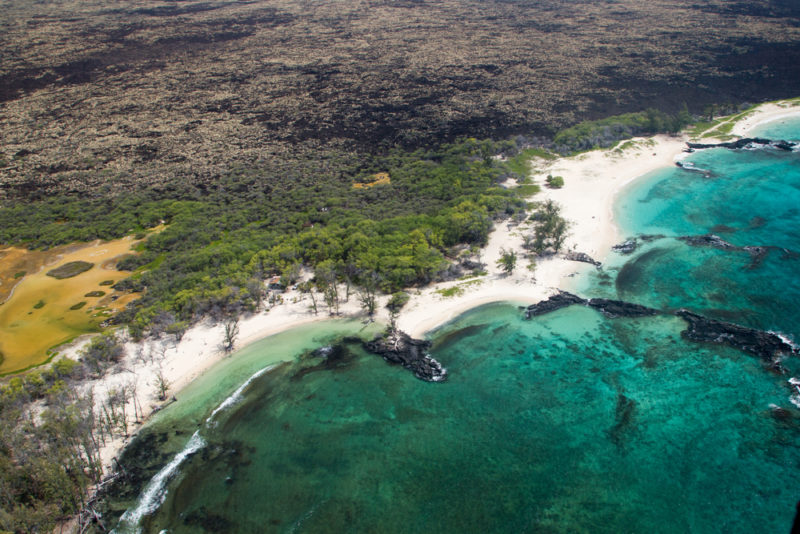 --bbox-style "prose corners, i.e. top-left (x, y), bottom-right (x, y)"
top-left (112, 122), bottom-right (800, 533)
